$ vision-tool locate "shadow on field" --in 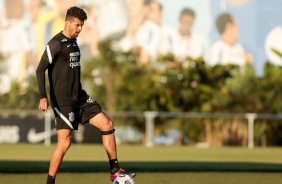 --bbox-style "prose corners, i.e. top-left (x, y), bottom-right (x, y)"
top-left (1, 161), bottom-right (282, 173)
